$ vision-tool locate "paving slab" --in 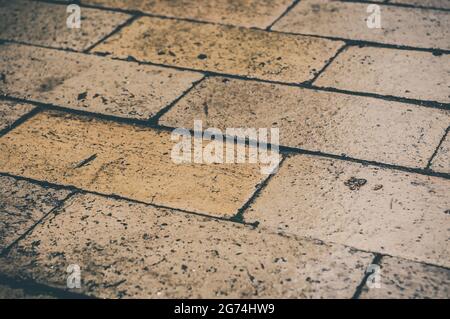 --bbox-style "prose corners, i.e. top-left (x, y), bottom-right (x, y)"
top-left (93, 16), bottom-right (344, 83)
top-left (0, 110), bottom-right (269, 217)
top-left (0, 0), bottom-right (130, 51)
top-left (160, 76), bottom-right (450, 168)
top-left (360, 256), bottom-right (450, 298)
top-left (0, 175), bottom-right (71, 251)
top-left (0, 193), bottom-right (373, 298)
top-left (82, 0), bottom-right (293, 28)
top-left (0, 100), bottom-right (35, 132)
top-left (314, 46), bottom-right (450, 103)
top-left (390, 0), bottom-right (450, 9)
top-left (272, 0), bottom-right (450, 50)
top-left (0, 43), bottom-right (203, 119)
top-left (430, 132), bottom-right (450, 174)
top-left (246, 154), bottom-right (450, 268)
